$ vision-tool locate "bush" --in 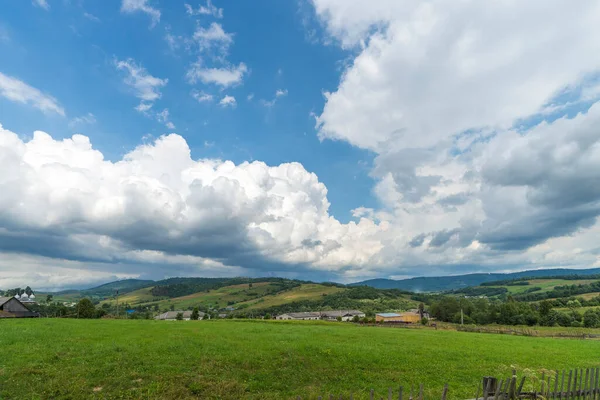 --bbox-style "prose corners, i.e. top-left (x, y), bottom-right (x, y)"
top-left (176, 312), bottom-right (183, 321)
top-left (191, 307), bottom-right (199, 320)
top-left (421, 317), bottom-right (429, 325)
